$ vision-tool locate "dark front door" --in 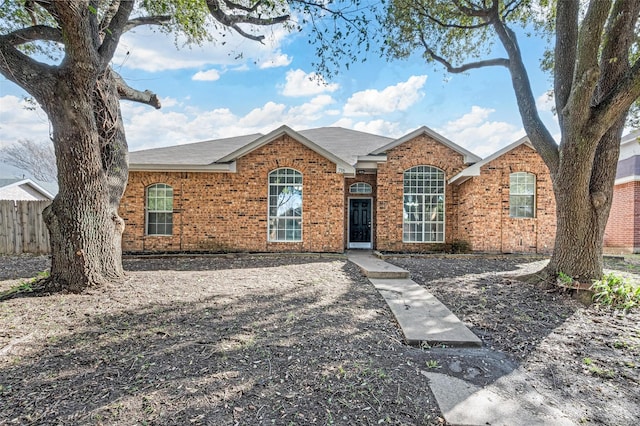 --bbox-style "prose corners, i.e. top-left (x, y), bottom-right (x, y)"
top-left (349, 198), bottom-right (372, 246)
